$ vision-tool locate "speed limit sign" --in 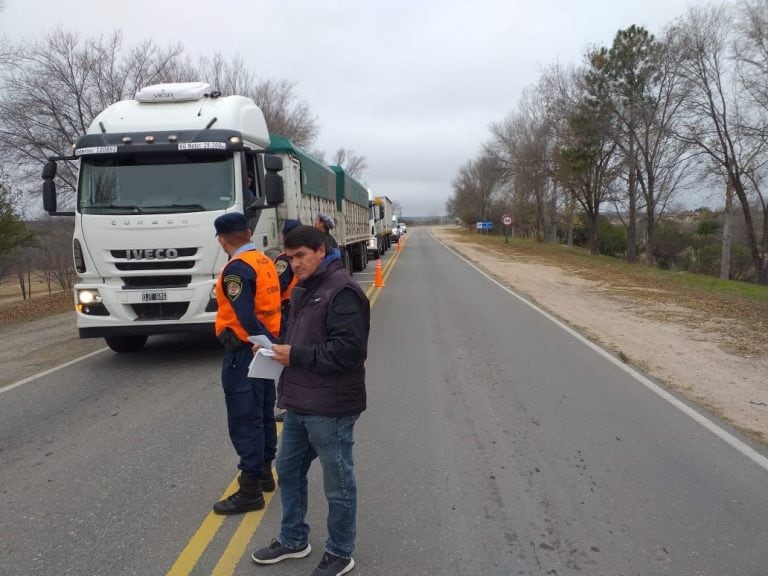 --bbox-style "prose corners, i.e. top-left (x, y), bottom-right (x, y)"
top-left (501, 214), bottom-right (513, 227)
